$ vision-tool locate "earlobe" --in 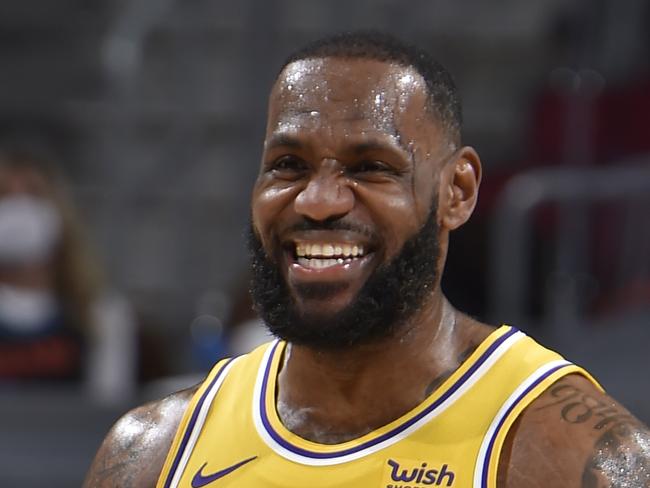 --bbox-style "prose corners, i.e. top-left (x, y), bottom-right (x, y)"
top-left (440, 147), bottom-right (481, 230)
